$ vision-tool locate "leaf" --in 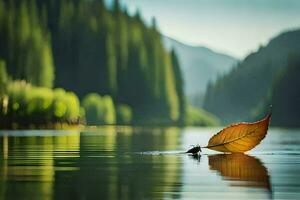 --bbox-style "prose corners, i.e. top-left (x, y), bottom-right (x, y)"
top-left (204, 113), bottom-right (271, 153)
top-left (208, 154), bottom-right (271, 191)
